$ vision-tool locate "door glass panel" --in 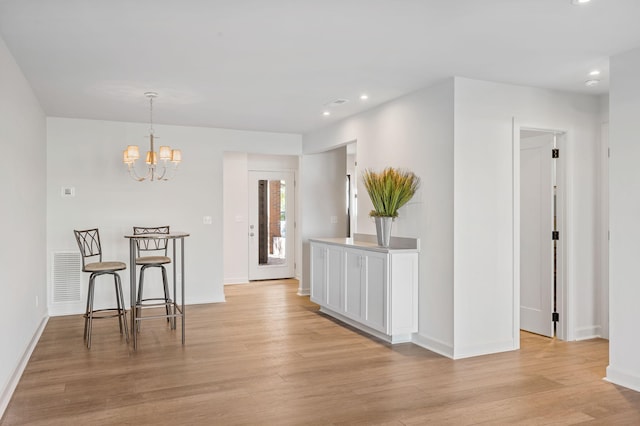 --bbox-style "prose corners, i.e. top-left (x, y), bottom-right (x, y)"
top-left (257, 179), bottom-right (286, 266)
